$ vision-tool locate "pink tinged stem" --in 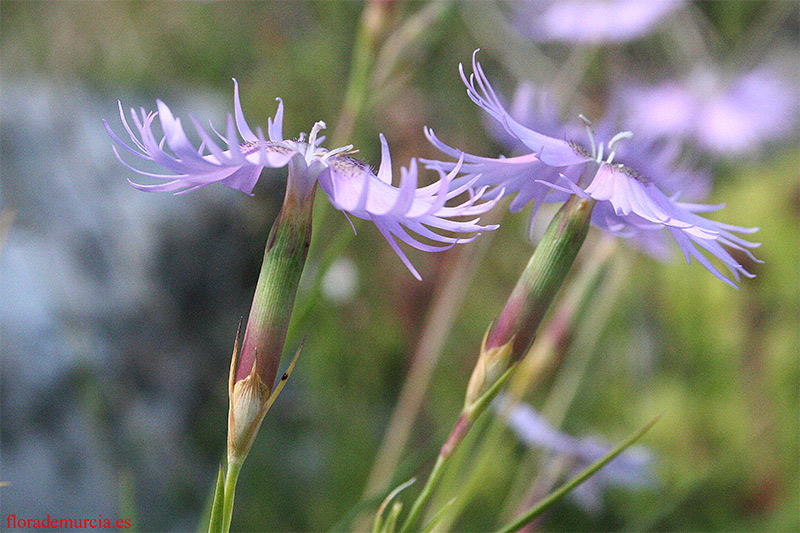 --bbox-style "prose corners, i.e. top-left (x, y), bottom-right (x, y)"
top-left (236, 184), bottom-right (316, 386)
top-left (486, 195), bottom-right (595, 360)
